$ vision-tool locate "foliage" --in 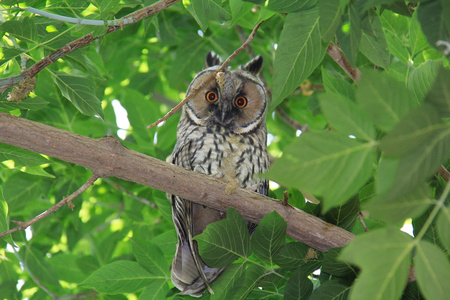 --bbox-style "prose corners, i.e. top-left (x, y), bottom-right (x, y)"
top-left (0, 0), bottom-right (449, 299)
